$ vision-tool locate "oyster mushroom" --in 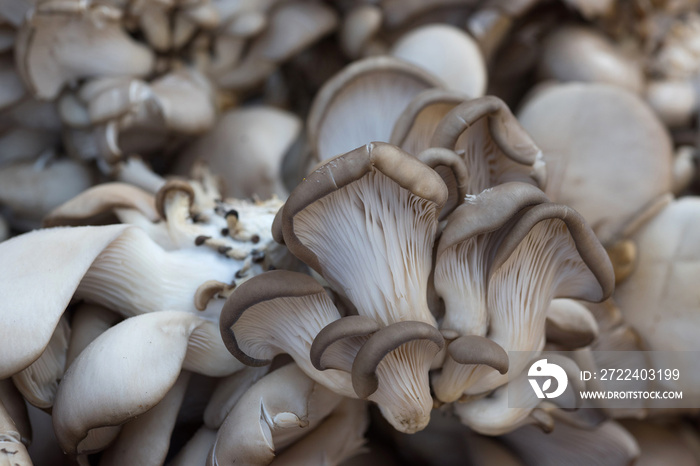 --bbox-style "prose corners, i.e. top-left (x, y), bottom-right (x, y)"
top-left (274, 142), bottom-right (447, 326)
top-left (15, 0), bottom-right (154, 100)
top-left (390, 24), bottom-right (487, 97)
top-left (221, 270), bottom-right (444, 433)
top-left (0, 394), bottom-right (32, 465)
top-left (518, 83), bottom-right (673, 245)
top-left (208, 363), bottom-right (343, 465)
top-left (307, 56), bottom-right (443, 162)
top-left (52, 311), bottom-right (243, 455)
